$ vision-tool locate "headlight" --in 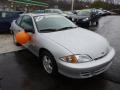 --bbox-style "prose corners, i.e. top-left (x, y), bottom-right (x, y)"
top-left (60, 54), bottom-right (93, 64)
top-left (71, 18), bottom-right (74, 21)
top-left (82, 18), bottom-right (89, 21)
